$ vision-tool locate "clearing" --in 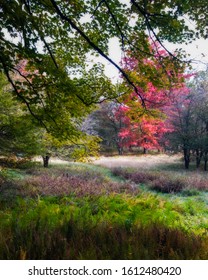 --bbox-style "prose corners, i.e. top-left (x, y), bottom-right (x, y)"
top-left (92, 154), bottom-right (182, 169)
